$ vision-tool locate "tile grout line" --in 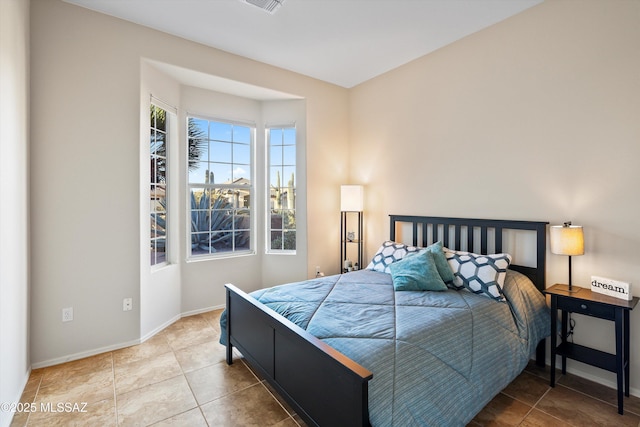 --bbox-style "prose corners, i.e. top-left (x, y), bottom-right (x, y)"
top-left (112, 328), bottom-right (189, 425)
top-left (256, 379), bottom-right (303, 427)
top-left (171, 343), bottom-right (208, 426)
top-left (555, 379), bottom-right (638, 417)
top-left (528, 367), bottom-right (640, 420)
top-left (558, 367), bottom-right (640, 417)
top-left (508, 393), bottom-right (536, 426)
top-left (499, 370), bottom-right (551, 416)
top-left (518, 385), bottom-right (575, 427)
top-left (113, 347), bottom-right (186, 398)
top-left (532, 379), bottom-right (638, 426)
top-left (239, 357), bottom-right (303, 426)
top-left (110, 351), bottom-right (119, 426)
top-left (24, 371), bottom-right (43, 427)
